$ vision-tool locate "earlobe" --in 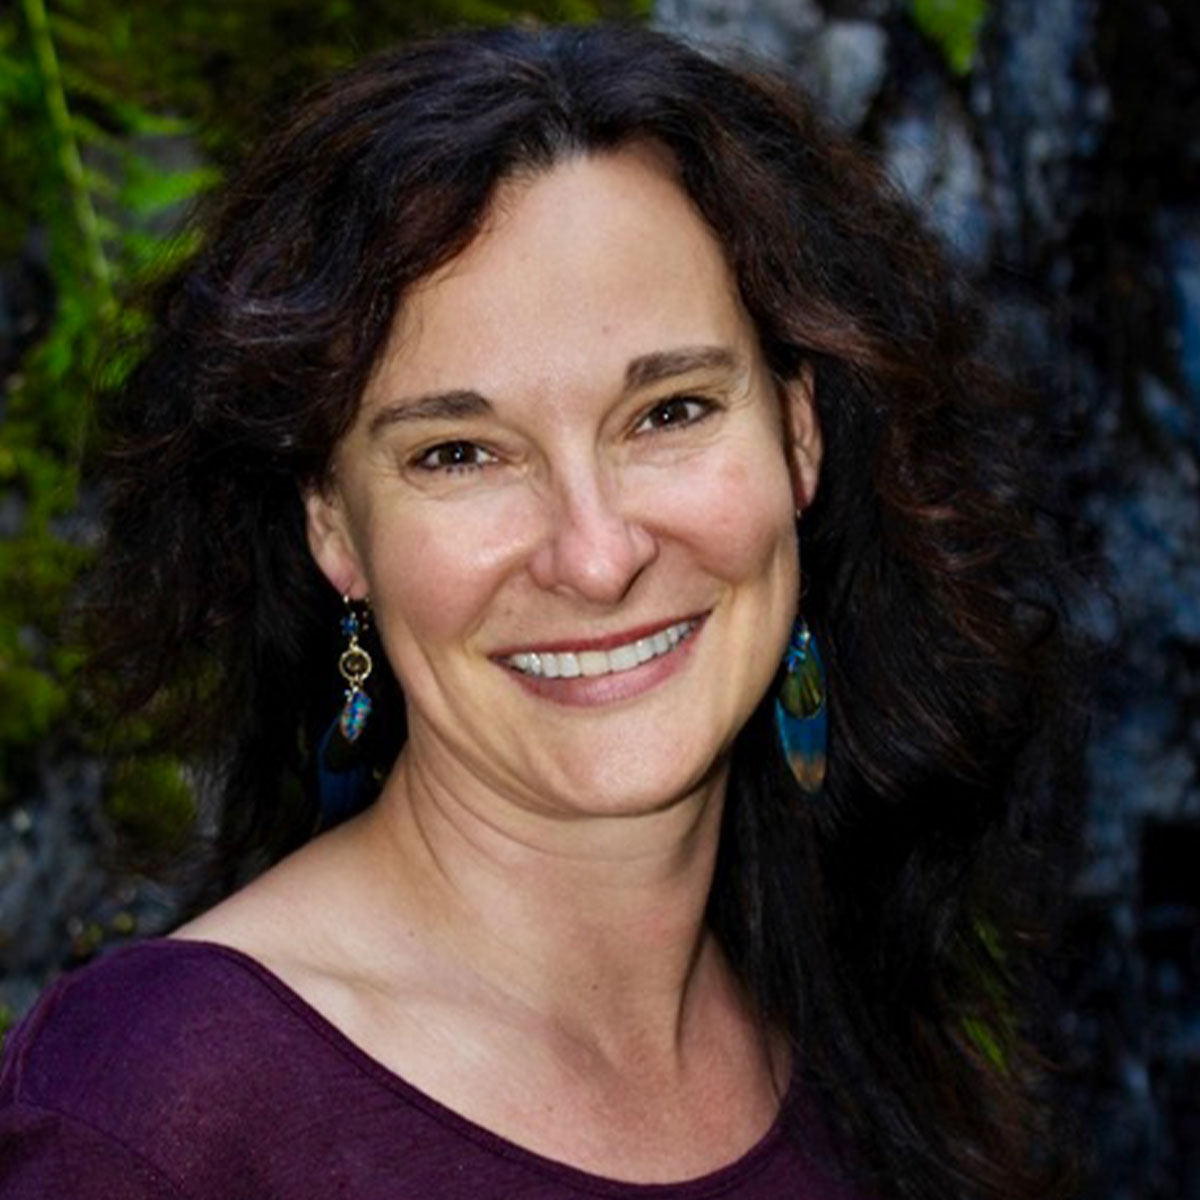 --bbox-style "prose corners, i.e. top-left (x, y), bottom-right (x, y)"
top-left (782, 366), bottom-right (822, 512)
top-left (303, 483), bottom-right (369, 599)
